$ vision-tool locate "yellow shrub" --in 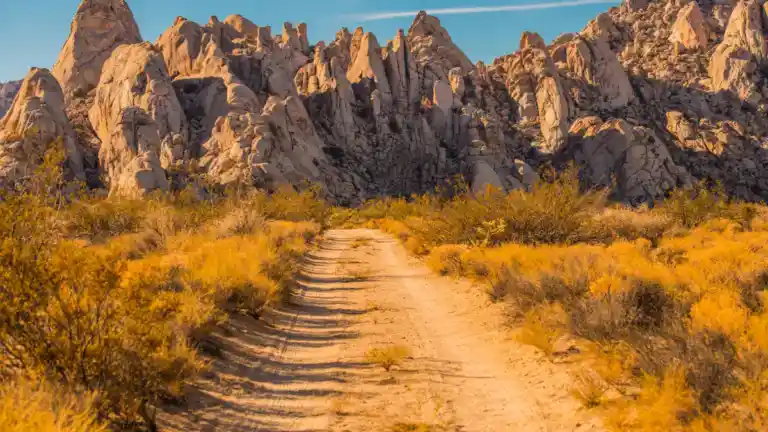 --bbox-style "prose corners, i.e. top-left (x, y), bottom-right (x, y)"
top-left (516, 303), bottom-right (568, 356)
top-left (0, 380), bottom-right (107, 432)
top-left (1, 185), bottom-right (320, 429)
top-left (426, 244), bottom-right (468, 276)
top-left (365, 345), bottom-right (411, 372)
top-left (404, 236), bottom-right (428, 256)
top-left (63, 197), bottom-right (149, 239)
top-left (691, 291), bottom-right (748, 339)
top-left (571, 368), bottom-right (609, 408)
top-left (607, 367), bottom-right (694, 431)
top-left (377, 218), bottom-right (413, 243)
